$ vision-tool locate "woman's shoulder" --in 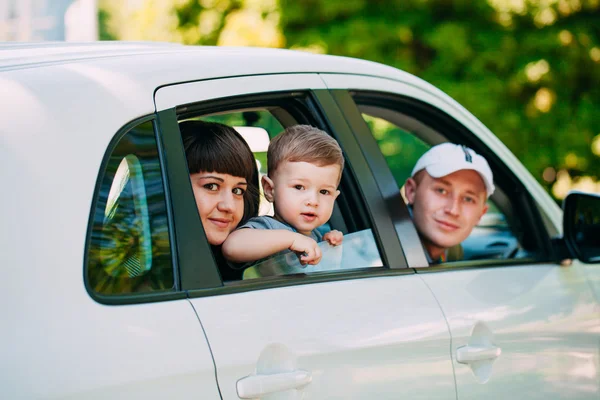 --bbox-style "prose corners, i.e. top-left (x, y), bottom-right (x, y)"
top-left (211, 245), bottom-right (244, 280)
